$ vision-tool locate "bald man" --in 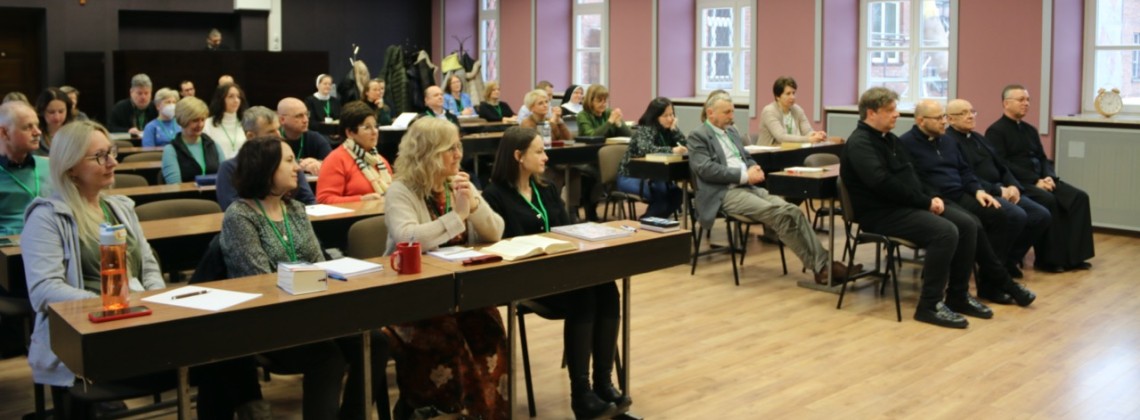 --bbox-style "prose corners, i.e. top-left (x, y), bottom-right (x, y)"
top-left (899, 99), bottom-right (1035, 307)
top-left (984, 85), bottom-right (1094, 272)
top-left (946, 99), bottom-right (1050, 278)
top-left (422, 85), bottom-right (460, 127)
top-left (0, 102), bottom-right (52, 235)
top-left (277, 97), bottom-right (332, 175)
